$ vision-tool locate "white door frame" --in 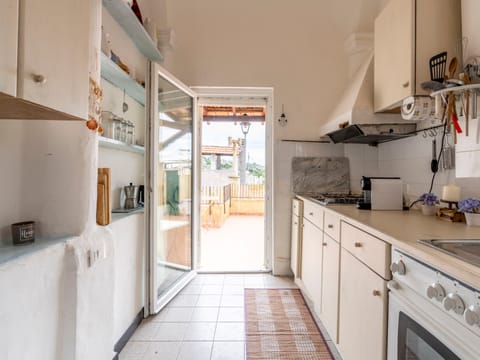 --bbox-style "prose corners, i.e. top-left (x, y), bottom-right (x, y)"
top-left (145, 62), bottom-right (199, 316)
top-left (192, 86), bottom-right (274, 272)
